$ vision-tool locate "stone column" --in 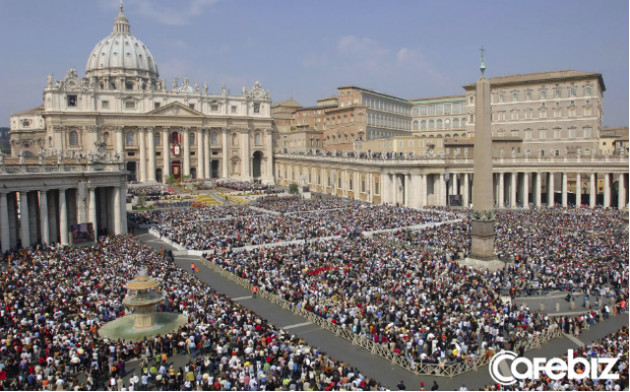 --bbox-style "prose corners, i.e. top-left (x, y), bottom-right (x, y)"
top-left (440, 173), bottom-right (447, 206)
top-left (535, 172), bottom-right (542, 207)
top-left (522, 172), bottom-right (529, 207)
top-left (113, 186), bottom-right (122, 235)
top-left (405, 174), bottom-right (412, 208)
top-left (222, 130), bottom-right (230, 178)
top-left (498, 172), bottom-right (505, 207)
top-left (0, 193), bottom-right (10, 252)
top-left (561, 172), bottom-right (568, 208)
top-left (463, 173), bottom-right (469, 208)
top-left (589, 173), bottom-right (596, 208)
top-left (510, 172), bottom-right (517, 207)
top-left (197, 128), bottom-right (204, 179)
top-left (120, 183), bottom-right (127, 233)
top-left (162, 130), bottom-right (170, 183)
top-left (265, 130), bottom-right (274, 184)
top-left (116, 127), bottom-right (124, 153)
top-left (39, 190), bottom-right (49, 245)
top-left (453, 173), bottom-right (459, 196)
top-left (182, 128), bottom-right (191, 177)
top-left (89, 187), bottom-right (98, 237)
top-left (603, 173), bottom-right (611, 208)
top-left (147, 128), bottom-right (156, 182)
top-left (47, 191), bottom-right (57, 243)
top-left (27, 192), bottom-right (39, 246)
top-left (241, 131), bottom-right (251, 180)
top-left (617, 173), bottom-right (626, 209)
top-left (547, 173), bottom-right (555, 207)
top-left (138, 128), bottom-right (146, 182)
top-left (59, 189), bottom-right (68, 245)
top-left (204, 129), bottom-right (211, 179)
top-left (575, 173), bottom-right (582, 208)
top-left (20, 192), bottom-right (30, 248)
